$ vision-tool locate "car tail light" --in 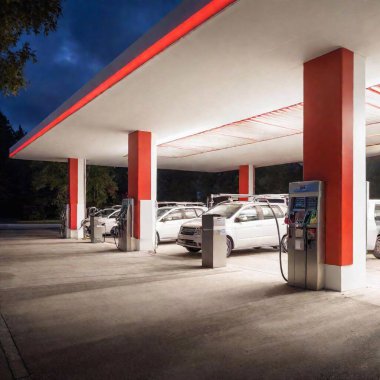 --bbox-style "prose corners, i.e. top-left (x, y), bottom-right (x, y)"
top-left (285, 216), bottom-right (289, 225)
